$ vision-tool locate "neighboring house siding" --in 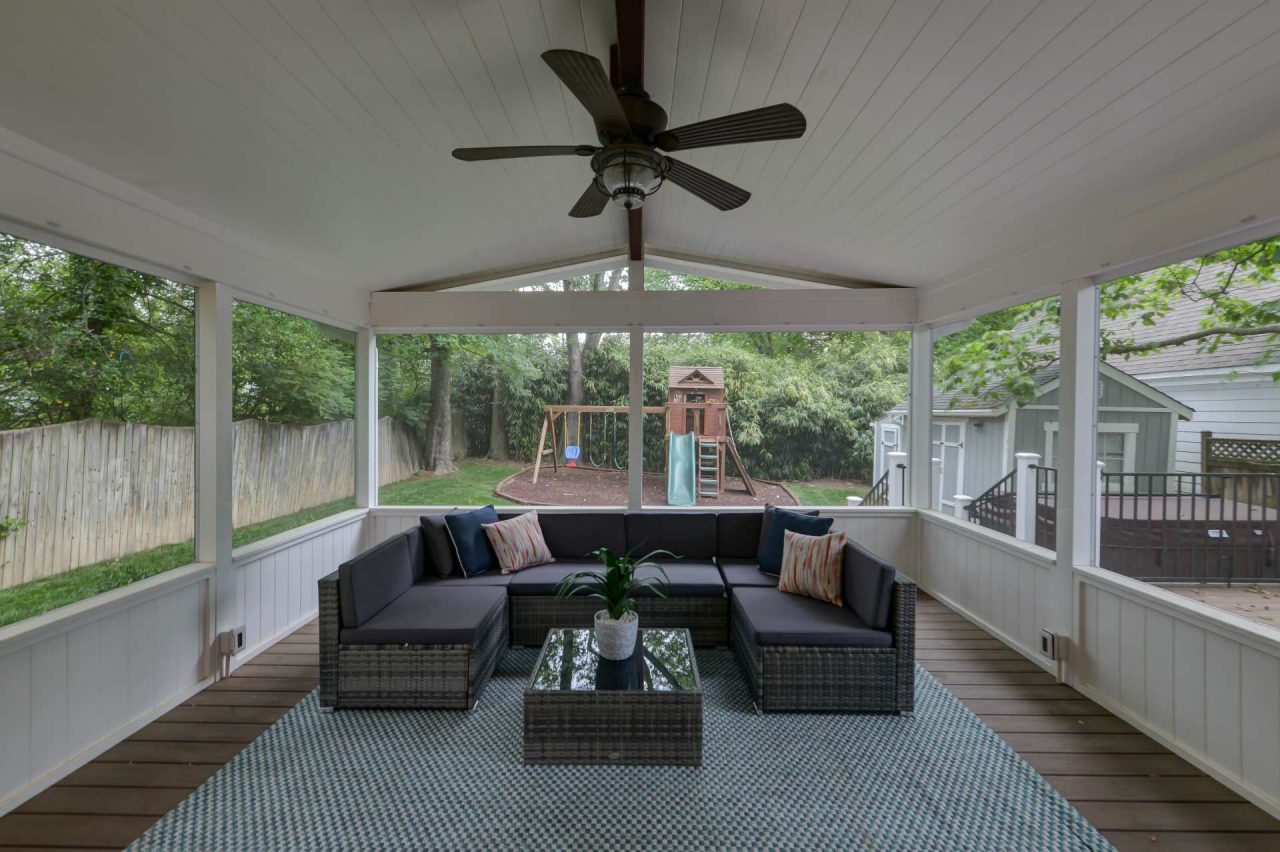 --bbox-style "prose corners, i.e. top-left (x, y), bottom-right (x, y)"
top-left (961, 416), bottom-right (1006, 497)
top-left (1141, 369), bottom-right (1280, 472)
